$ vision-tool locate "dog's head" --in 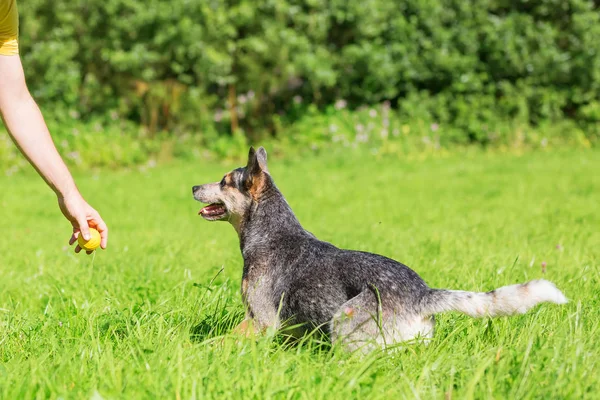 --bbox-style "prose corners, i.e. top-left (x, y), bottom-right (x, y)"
top-left (192, 146), bottom-right (270, 230)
